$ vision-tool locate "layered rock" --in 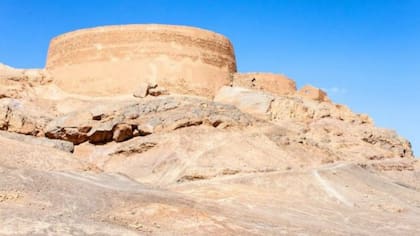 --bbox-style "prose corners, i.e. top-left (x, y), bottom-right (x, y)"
top-left (45, 97), bottom-right (254, 145)
top-left (0, 98), bottom-right (54, 136)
